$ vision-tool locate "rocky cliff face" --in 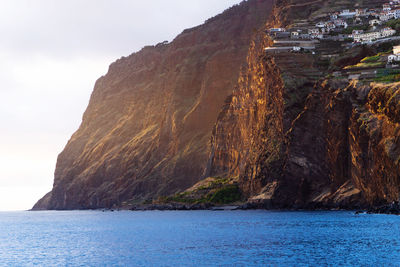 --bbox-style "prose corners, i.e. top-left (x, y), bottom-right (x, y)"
top-left (350, 83), bottom-right (400, 205)
top-left (207, 0), bottom-right (327, 207)
top-left (34, 0), bottom-right (400, 210)
top-left (33, 0), bottom-right (275, 210)
top-left (207, 0), bottom-right (400, 209)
